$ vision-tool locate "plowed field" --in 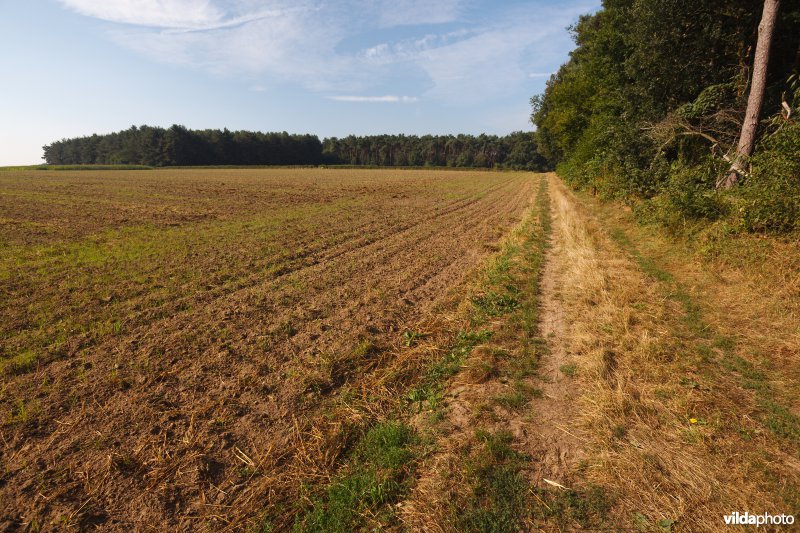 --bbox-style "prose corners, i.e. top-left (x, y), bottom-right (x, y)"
top-left (0, 168), bottom-right (537, 529)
